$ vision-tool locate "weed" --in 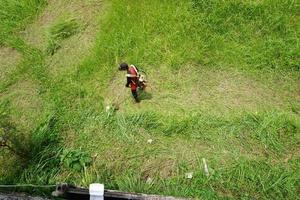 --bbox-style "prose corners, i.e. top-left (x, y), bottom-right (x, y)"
top-left (60, 149), bottom-right (92, 172)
